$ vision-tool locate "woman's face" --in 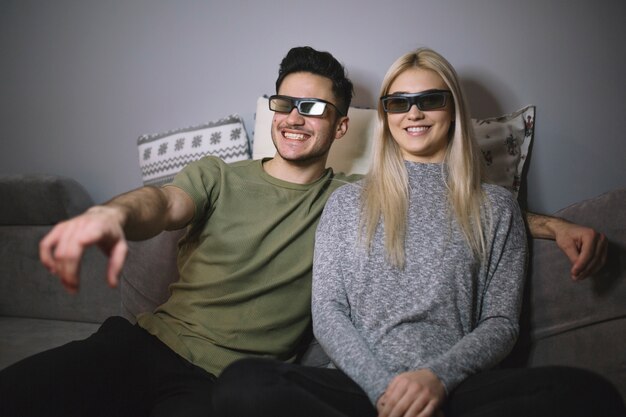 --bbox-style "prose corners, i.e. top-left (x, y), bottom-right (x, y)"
top-left (385, 67), bottom-right (454, 163)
